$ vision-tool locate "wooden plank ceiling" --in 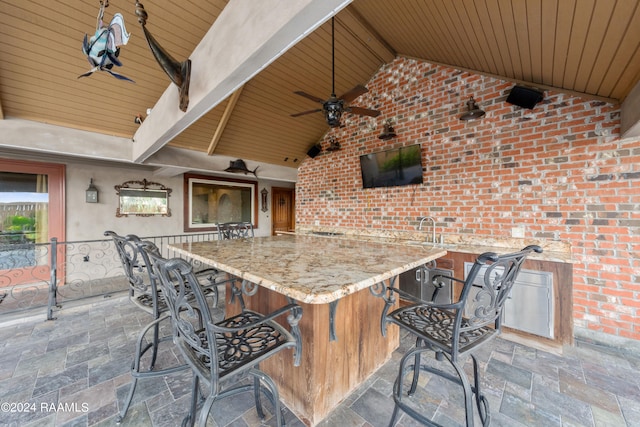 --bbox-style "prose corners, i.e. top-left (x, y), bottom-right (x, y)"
top-left (1, 0), bottom-right (639, 169)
